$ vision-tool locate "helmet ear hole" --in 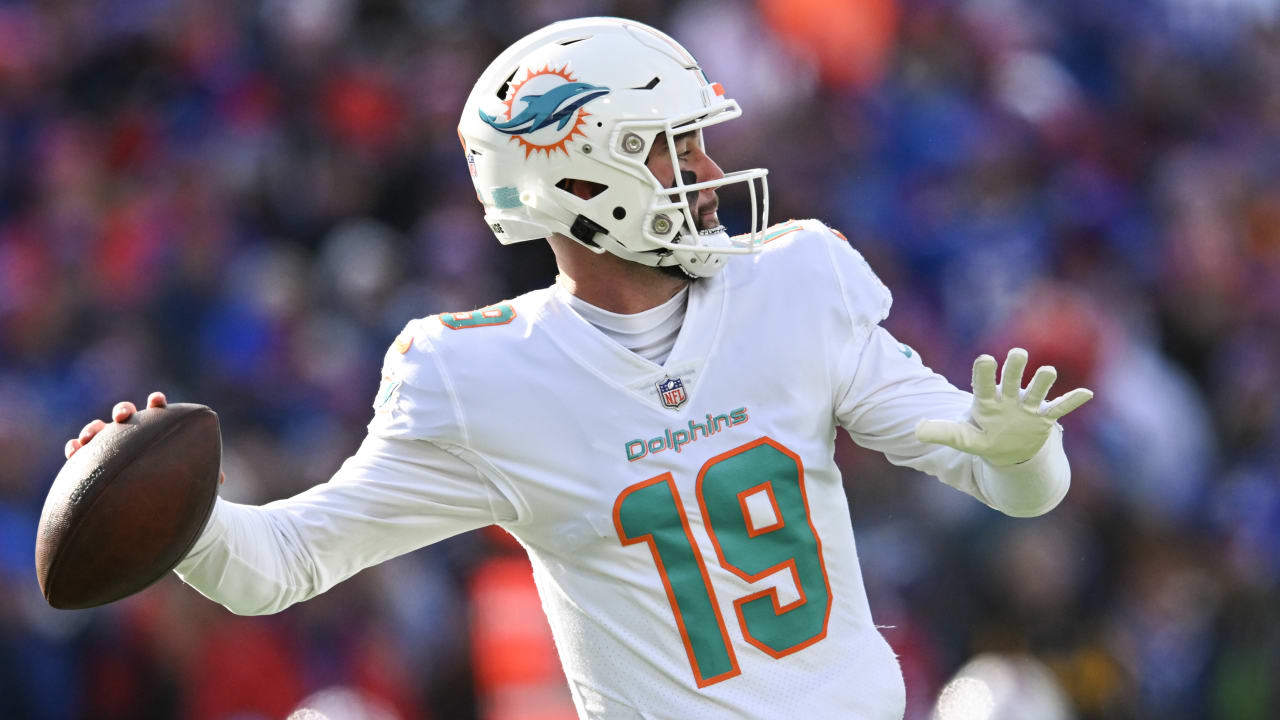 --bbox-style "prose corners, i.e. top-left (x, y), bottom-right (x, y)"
top-left (613, 207), bottom-right (626, 220)
top-left (555, 178), bottom-right (609, 200)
